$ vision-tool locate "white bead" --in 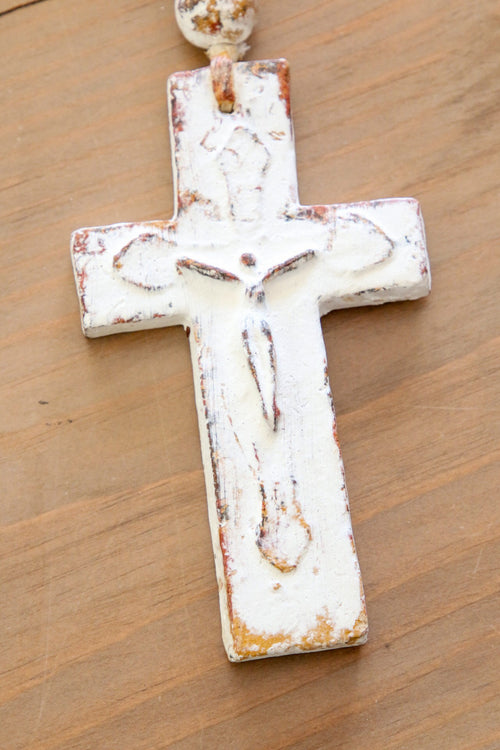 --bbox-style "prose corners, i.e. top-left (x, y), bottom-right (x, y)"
top-left (175, 0), bottom-right (256, 52)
